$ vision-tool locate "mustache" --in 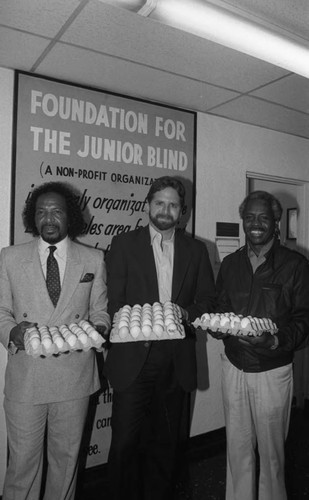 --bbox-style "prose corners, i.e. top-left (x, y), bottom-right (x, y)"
top-left (42, 223), bottom-right (59, 229)
top-left (156, 214), bottom-right (173, 220)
